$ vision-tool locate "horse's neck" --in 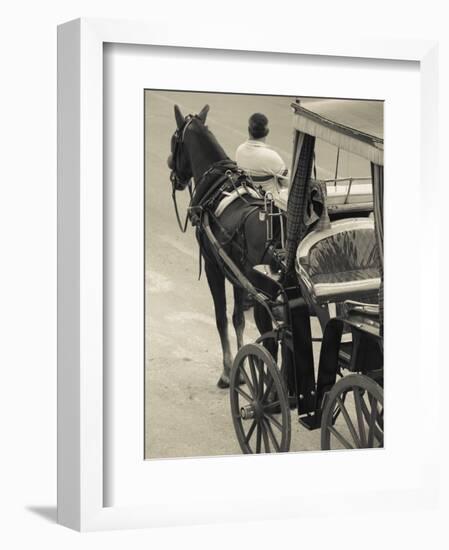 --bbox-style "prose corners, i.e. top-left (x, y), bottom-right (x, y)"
top-left (187, 129), bottom-right (228, 183)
